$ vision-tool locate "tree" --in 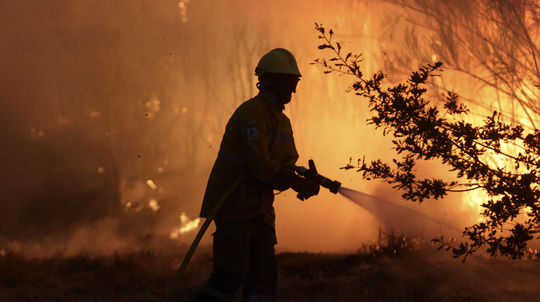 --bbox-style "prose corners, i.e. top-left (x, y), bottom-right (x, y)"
top-left (313, 23), bottom-right (540, 260)
top-left (378, 0), bottom-right (539, 127)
